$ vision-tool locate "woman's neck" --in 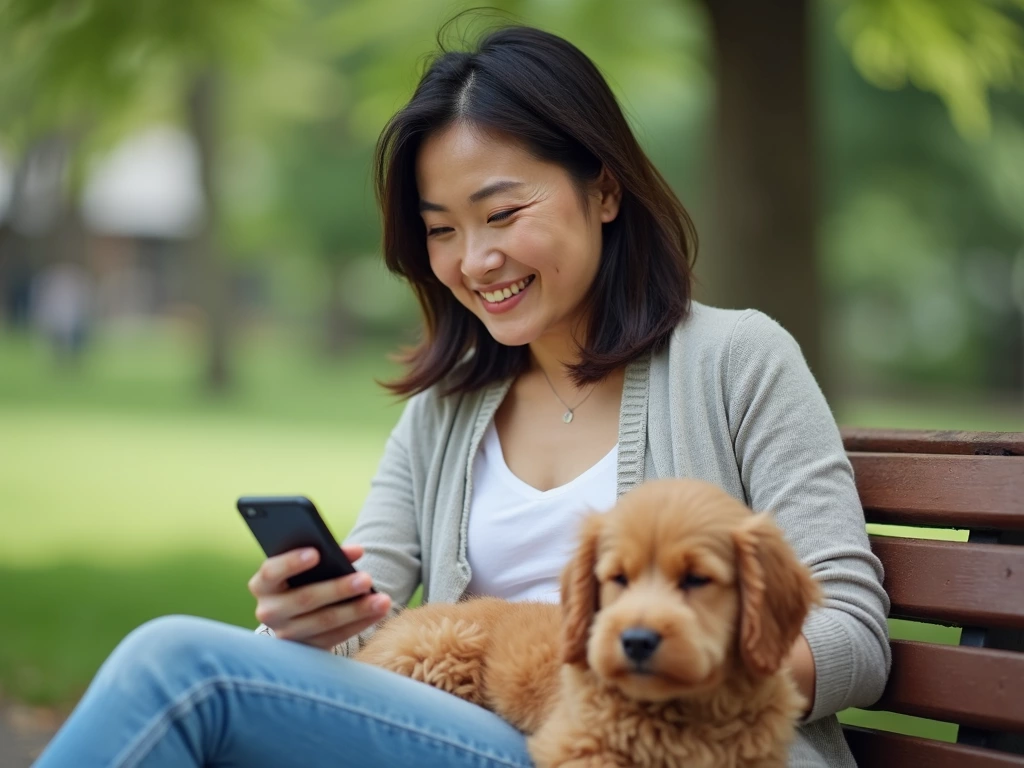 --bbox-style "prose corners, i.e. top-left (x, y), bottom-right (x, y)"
top-left (528, 325), bottom-right (587, 393)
